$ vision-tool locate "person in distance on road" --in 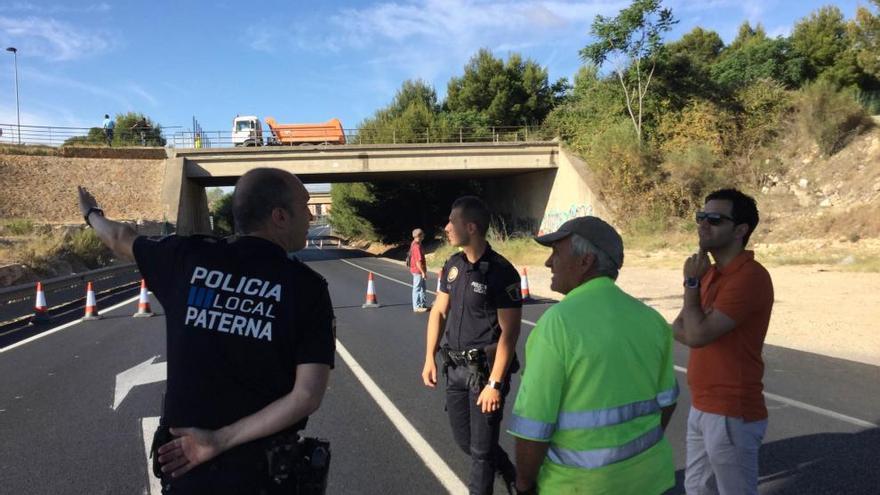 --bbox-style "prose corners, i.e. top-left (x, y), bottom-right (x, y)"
top-left (422, 196), bottom-right (521, 494)
top-left (674, 188), bottom-right (774, 495)
top-left (508, 216), bottom-right (678, 494)
top-left (77, 167), bottom-right (335, 494)
top-left (409, 227), bottom-right (429, 313)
